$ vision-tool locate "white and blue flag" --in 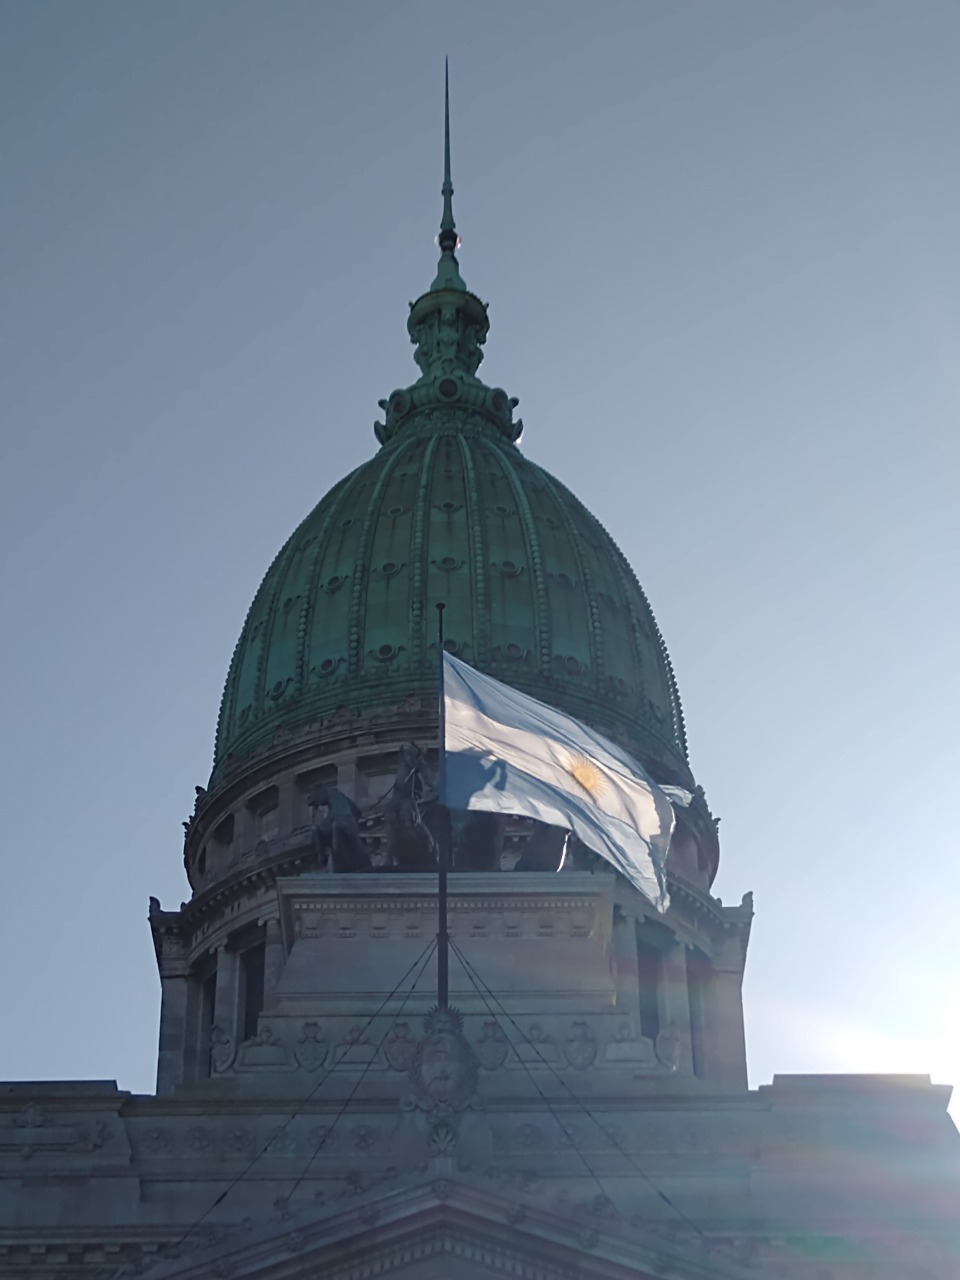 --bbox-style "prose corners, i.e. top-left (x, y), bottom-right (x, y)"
top-left (441, 652), bottom-right (674, 912)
